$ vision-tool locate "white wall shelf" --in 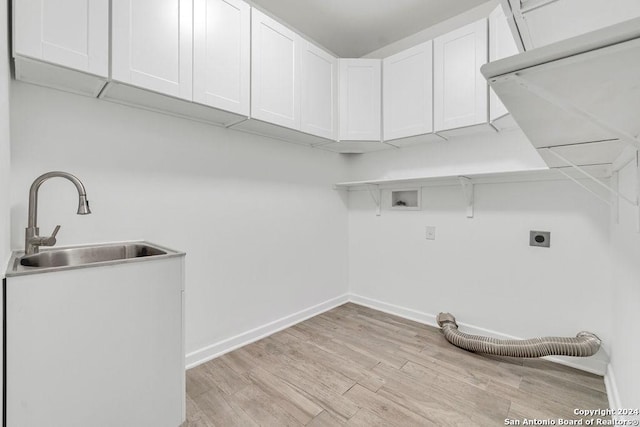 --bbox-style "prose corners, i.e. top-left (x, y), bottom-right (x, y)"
top-left (335, 166), bottom-right (612, 190)
top-left (336, 163), bottom-right (640, 223)
top-left (336, 166), bottom-right (613, 217)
